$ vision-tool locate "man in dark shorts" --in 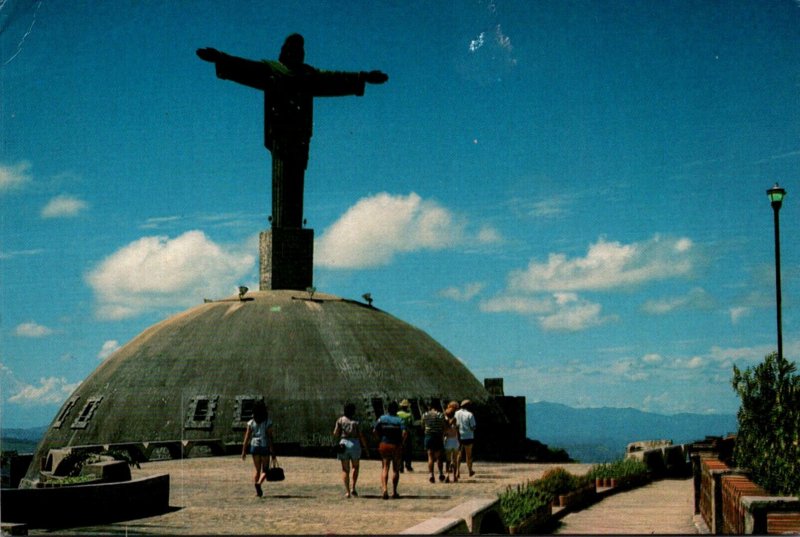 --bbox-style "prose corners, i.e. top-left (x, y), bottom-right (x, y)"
top-left (422, 399), bottom-right (446, 483)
